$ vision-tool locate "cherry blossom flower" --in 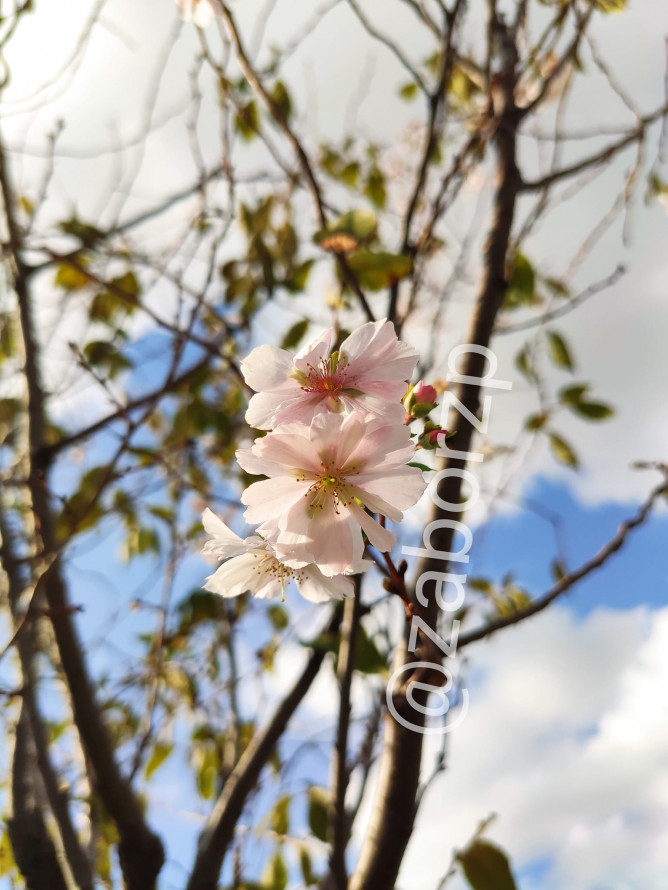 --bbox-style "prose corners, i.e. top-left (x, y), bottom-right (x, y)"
top-left (201, 508), bottom-right (353, 603)
top-left (175, 0), bottom-right (222, 28)
top-left (236, 412), bottom-right (426, 575)
top-left (240, 319), bottom-right (417, 429)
